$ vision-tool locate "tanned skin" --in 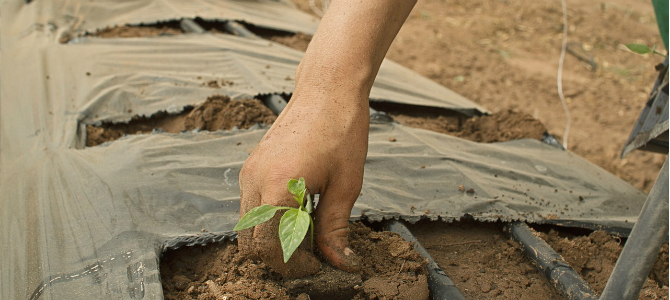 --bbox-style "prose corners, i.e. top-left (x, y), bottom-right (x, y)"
top-left (238, 0), bottom-right (417, 278)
